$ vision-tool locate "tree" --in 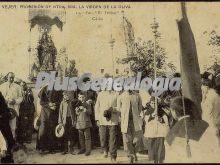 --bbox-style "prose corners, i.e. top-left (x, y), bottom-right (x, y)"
top-left (117, 37), bottom-right (176, 78)
top-left (203, 30), bottom-right (220, 75)
top-left (65, 59), bottom-right (78, 77)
